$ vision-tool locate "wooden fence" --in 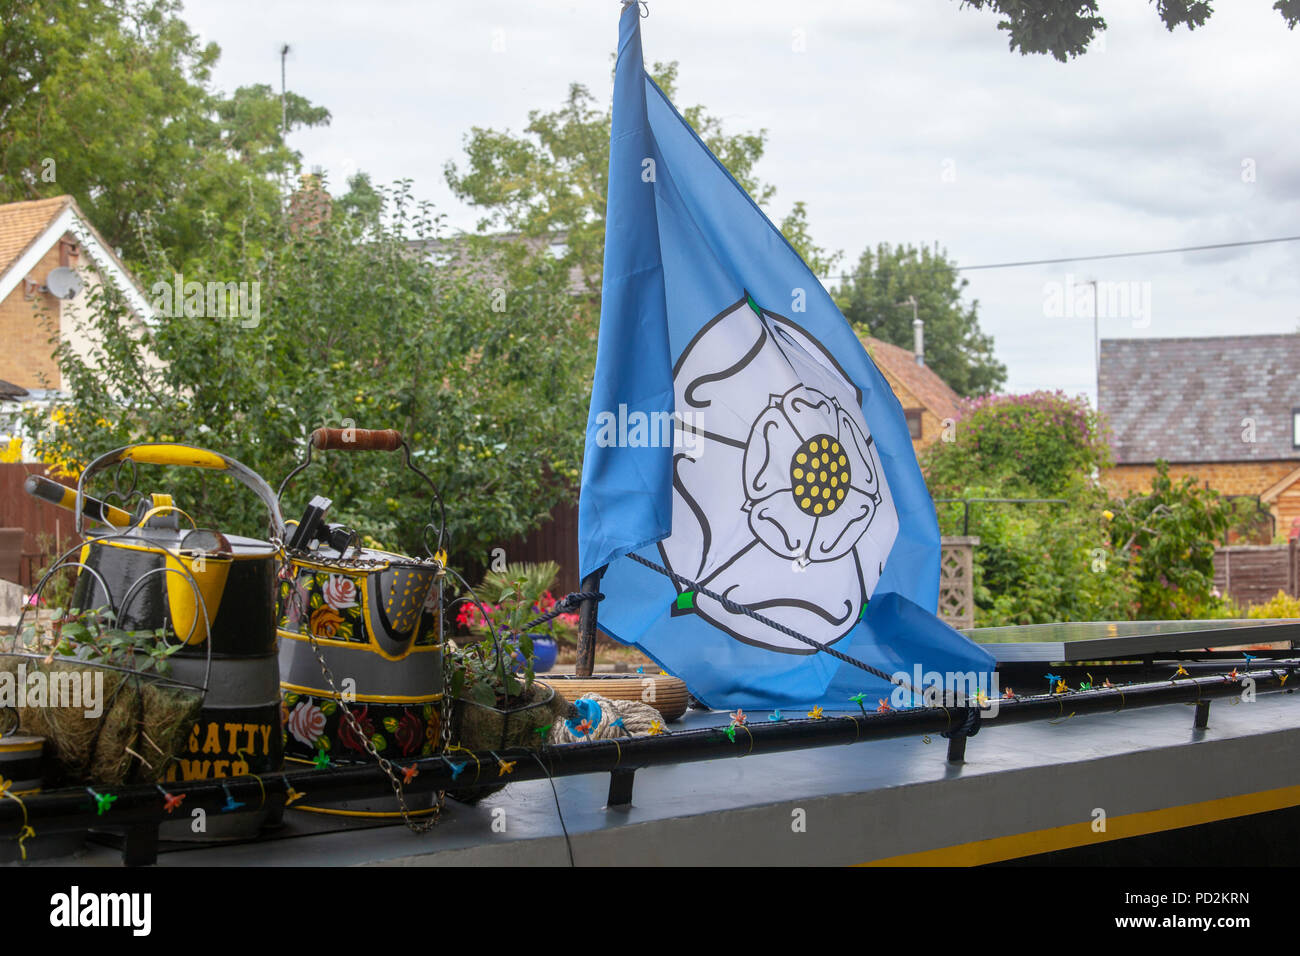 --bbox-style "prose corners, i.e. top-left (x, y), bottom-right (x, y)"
top-left (0, 463), bottom-right (74, 587)
top-left (1213, 542), bottom-right (1300, 609)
